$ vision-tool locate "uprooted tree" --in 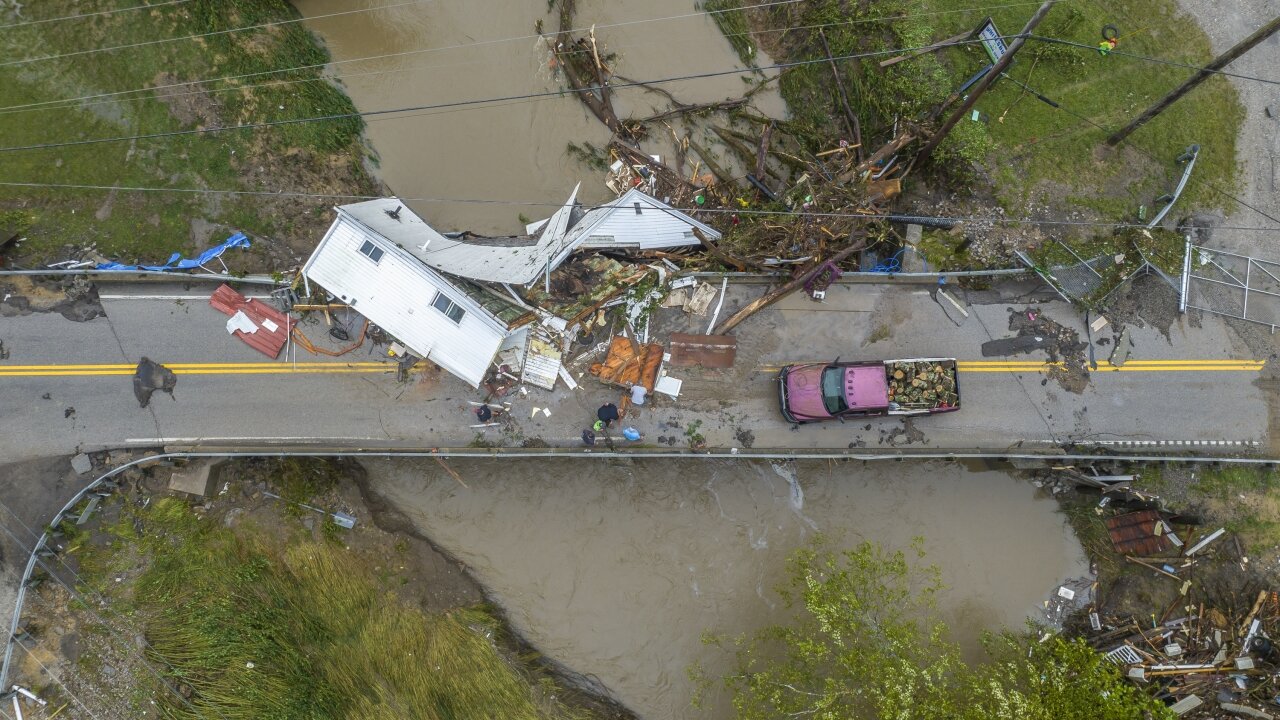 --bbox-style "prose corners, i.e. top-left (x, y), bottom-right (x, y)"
top-left (695, 539), bottom-right (1172, 720)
